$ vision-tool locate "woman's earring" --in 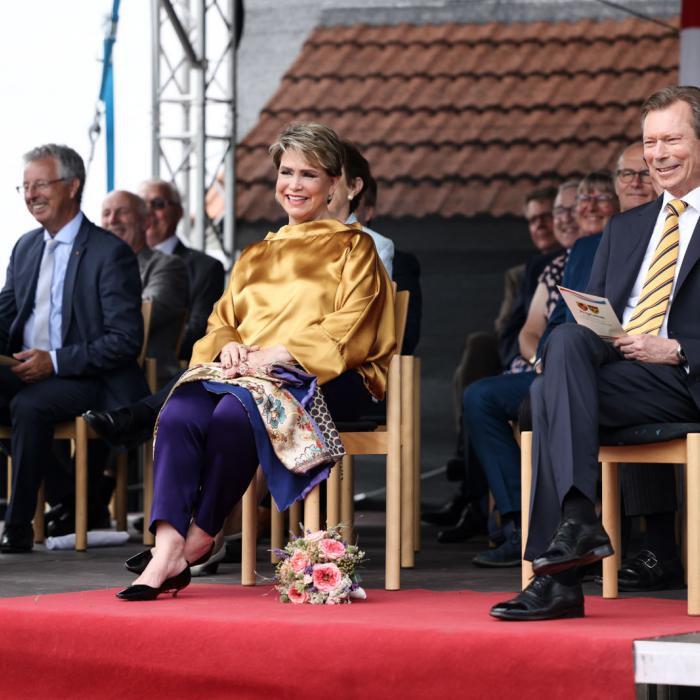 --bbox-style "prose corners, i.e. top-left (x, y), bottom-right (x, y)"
top-left (327, 192), bottom-right (334, 204)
